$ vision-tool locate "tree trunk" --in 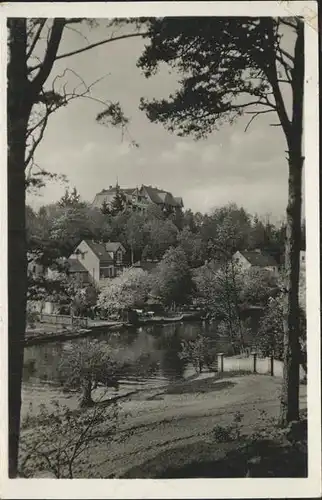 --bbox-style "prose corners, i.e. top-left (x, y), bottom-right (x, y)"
top-left (279, 20), bottom-right (304, 426)
top-left (7, 19), bottom-right (32, 478)
top-left (280, 155), bottom-right (303, 424)
top-left (230, 259), bottom-right (244, 350)
top-left (80, 377), bottom-right (94, 408)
